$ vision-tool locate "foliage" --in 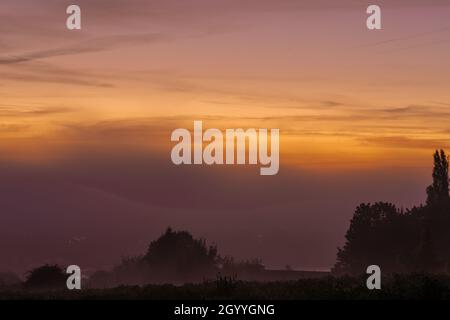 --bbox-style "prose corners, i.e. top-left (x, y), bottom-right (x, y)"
top-left (24, 264), bottom-right (67, 290)
top-left (4, 274), bottom-right (450, 300)
top-left (143, 227), bottom-right (219, 283)
top-left (427, 150), bottom-right (450, 206)
top-left (334, 150), bottom-right (450, 275)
